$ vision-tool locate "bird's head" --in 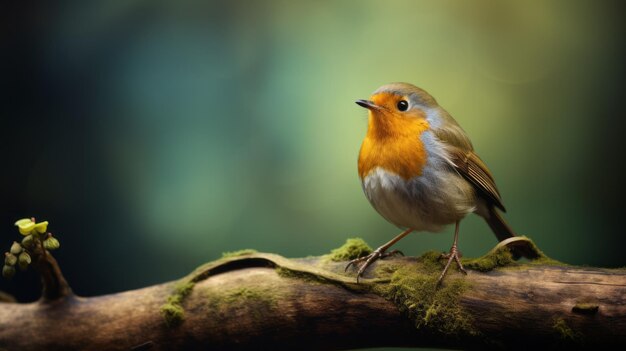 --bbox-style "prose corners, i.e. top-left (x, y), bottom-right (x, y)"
top-left (356, 83), bottom-right (438, 137)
